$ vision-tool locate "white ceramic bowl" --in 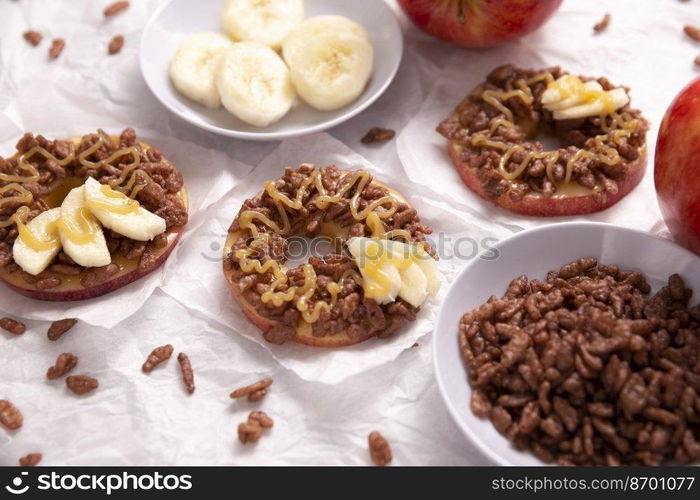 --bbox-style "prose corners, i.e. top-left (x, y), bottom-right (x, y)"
top-left (139, 0), bottom-right (403, 141)
top-left (433, 222), bottom-right (700, 465)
